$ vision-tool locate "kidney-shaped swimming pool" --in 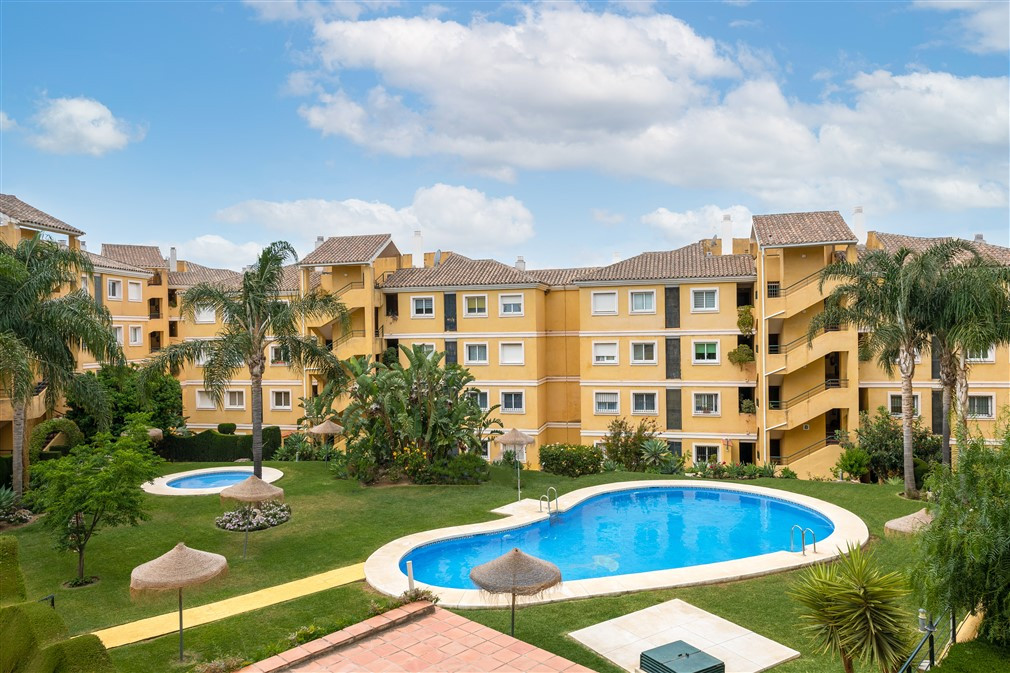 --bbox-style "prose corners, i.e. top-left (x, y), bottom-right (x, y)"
top-left (400, 487), bottom-right (834, 590)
